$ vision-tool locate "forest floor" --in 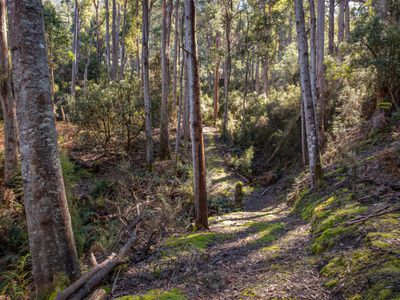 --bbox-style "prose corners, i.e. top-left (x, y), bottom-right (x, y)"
top-left (111, 127), bottom-right (331, 299)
